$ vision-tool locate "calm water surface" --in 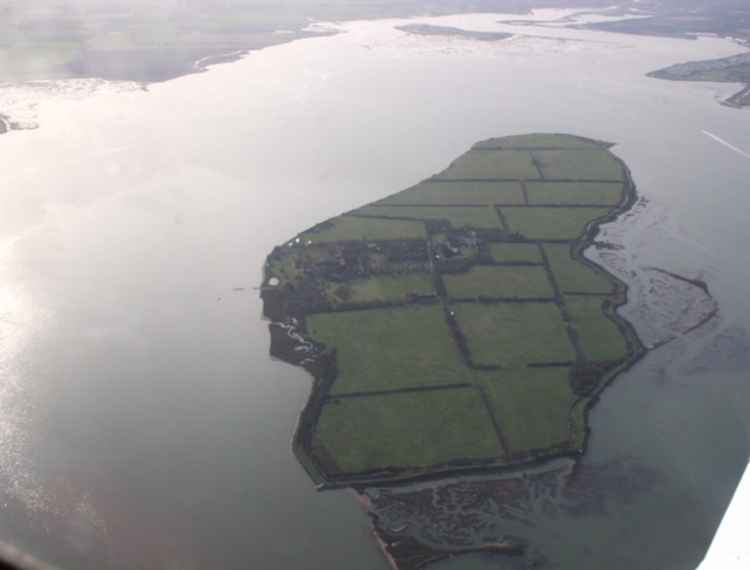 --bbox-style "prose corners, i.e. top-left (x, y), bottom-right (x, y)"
top-left (0, 10), bottom-right (749, 569)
